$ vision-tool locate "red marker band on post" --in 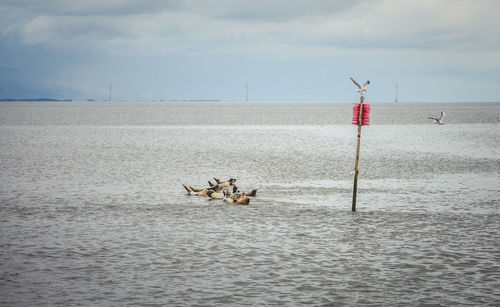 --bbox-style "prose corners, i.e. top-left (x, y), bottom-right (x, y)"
top-left (352, 103), bottom-right (371, 126)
